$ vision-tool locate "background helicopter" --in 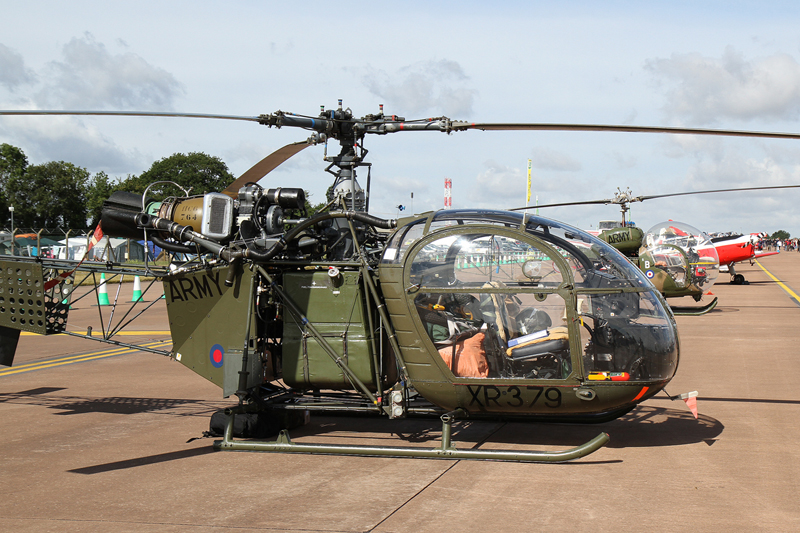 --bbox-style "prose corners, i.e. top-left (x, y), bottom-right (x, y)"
top-left (2, 104), bottom-right (800, 462)
top-left (509, 184), bottom-right (800, 314)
